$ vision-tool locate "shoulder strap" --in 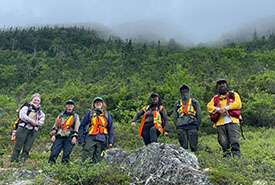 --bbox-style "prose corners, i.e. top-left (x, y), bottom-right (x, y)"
top-left (213, 95), bottom-right (220, 107)
top-left (27, 105), bottom-right (33, 116)
top-left (19, 103), bottom-right (32, 115)
top-left (229, 91), bottom-right (235, 99)
top-left (227, 91), bottom-right (236, 105)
